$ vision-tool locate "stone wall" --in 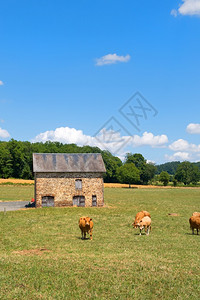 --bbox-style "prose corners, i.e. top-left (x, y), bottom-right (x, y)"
top-left (35, 172), bottom-right (104, 208)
